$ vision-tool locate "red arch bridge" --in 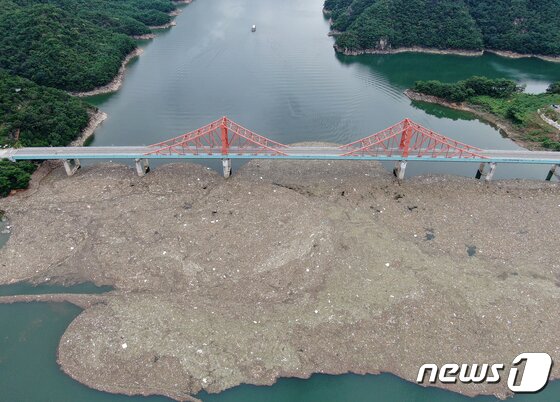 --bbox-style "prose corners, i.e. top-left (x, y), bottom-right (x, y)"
top-left (2, 117), bottom-right (560, 181)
